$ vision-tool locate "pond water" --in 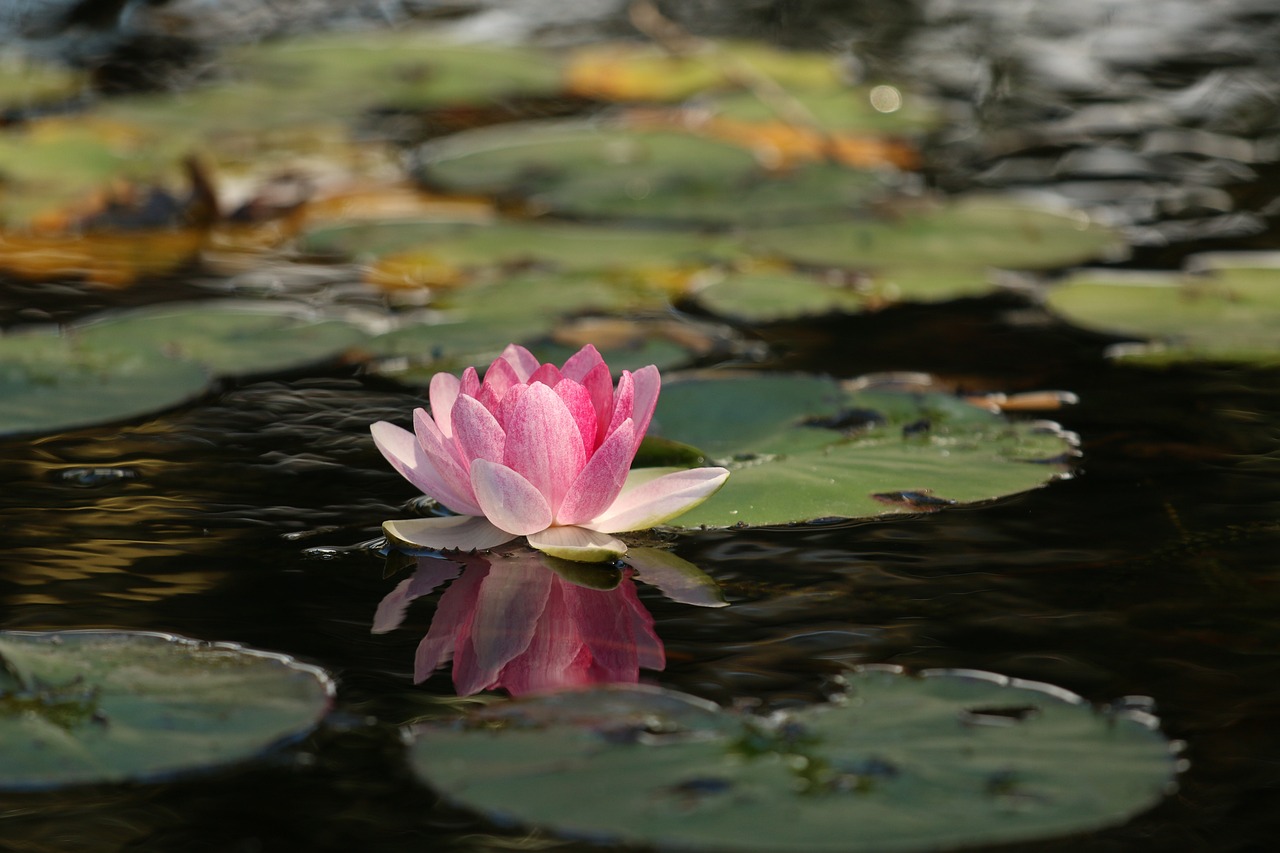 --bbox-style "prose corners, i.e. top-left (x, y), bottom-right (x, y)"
top-left (2, 3), bottom-right (1280, 852)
